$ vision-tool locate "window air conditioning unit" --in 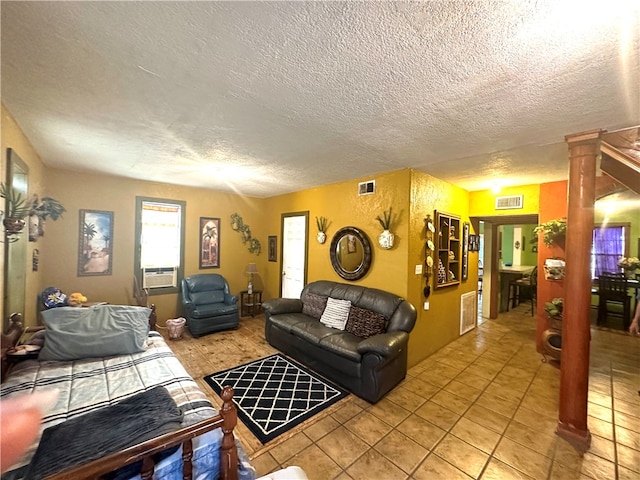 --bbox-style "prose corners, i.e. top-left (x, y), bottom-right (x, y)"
top-left (358, 180), bottom-right (375, 196)
top-left (495, 195), bottom-right (523, 210)
top-left (142, 267), bottom-right (177, 289)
